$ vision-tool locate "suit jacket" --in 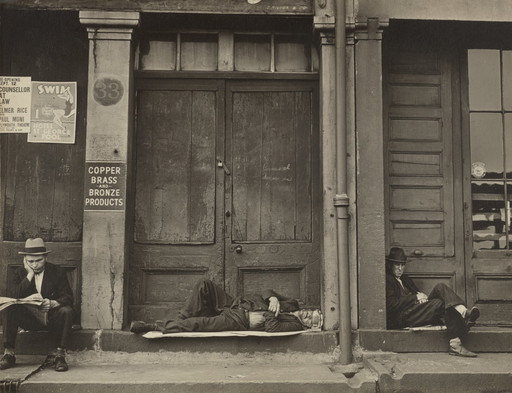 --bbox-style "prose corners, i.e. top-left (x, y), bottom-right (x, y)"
top-left (233, 289), bottom-right (300, 313)
top-left (9, 262), bottom-right (74, 308)
top-left (386, 272), bottom-right (419, 329)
